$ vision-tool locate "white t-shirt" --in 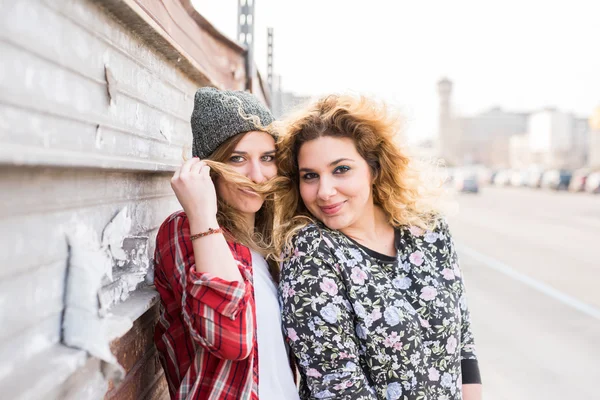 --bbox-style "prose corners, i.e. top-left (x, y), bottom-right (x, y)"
top-left (251, 250), bottom-right (300, 400)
